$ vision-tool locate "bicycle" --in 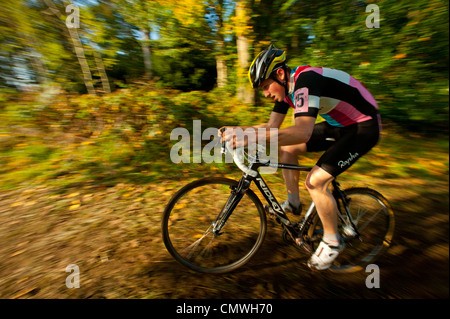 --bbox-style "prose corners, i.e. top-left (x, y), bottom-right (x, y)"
top-left (162, 133), bottom-right (395, 274)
